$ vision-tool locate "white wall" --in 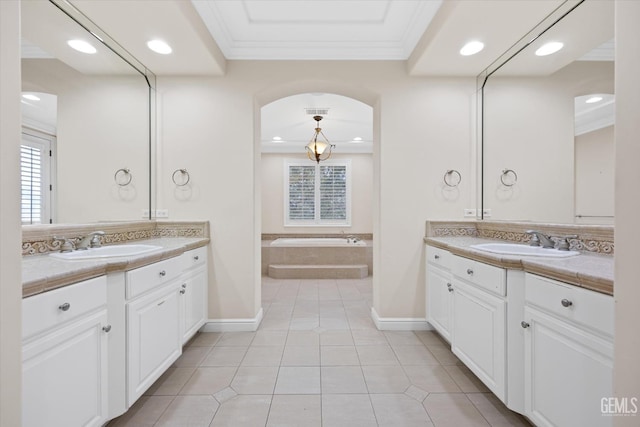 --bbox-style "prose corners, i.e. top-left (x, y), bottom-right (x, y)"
top-left (0, 1), bottom-right (22, 424)
top-left (157, 61), bottom-right (476, 321)
top-left (614, 1), bottom-right (640, 422)
top-left (575, 125), bottom-right (614, 224)
top-left (261, 153), bottom-right (373, 235)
